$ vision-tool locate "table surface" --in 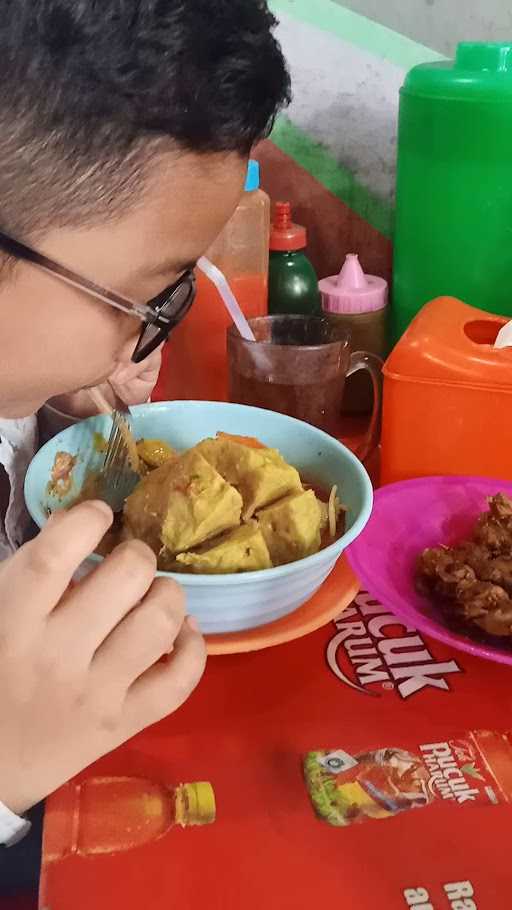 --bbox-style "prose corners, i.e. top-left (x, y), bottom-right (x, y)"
top-left (39, 420), bottom-right (512, 910)
top-left (40, 606), bottom-right (512, 910)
